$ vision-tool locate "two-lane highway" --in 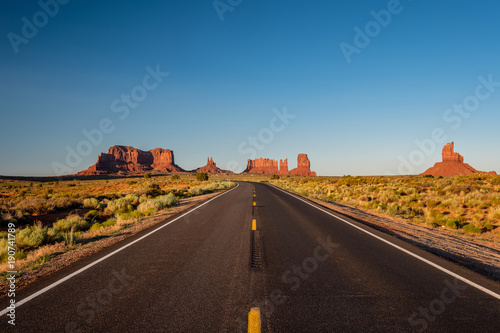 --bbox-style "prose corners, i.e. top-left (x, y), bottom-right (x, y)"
top-left (1, 181), bottom-right (499, 332)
